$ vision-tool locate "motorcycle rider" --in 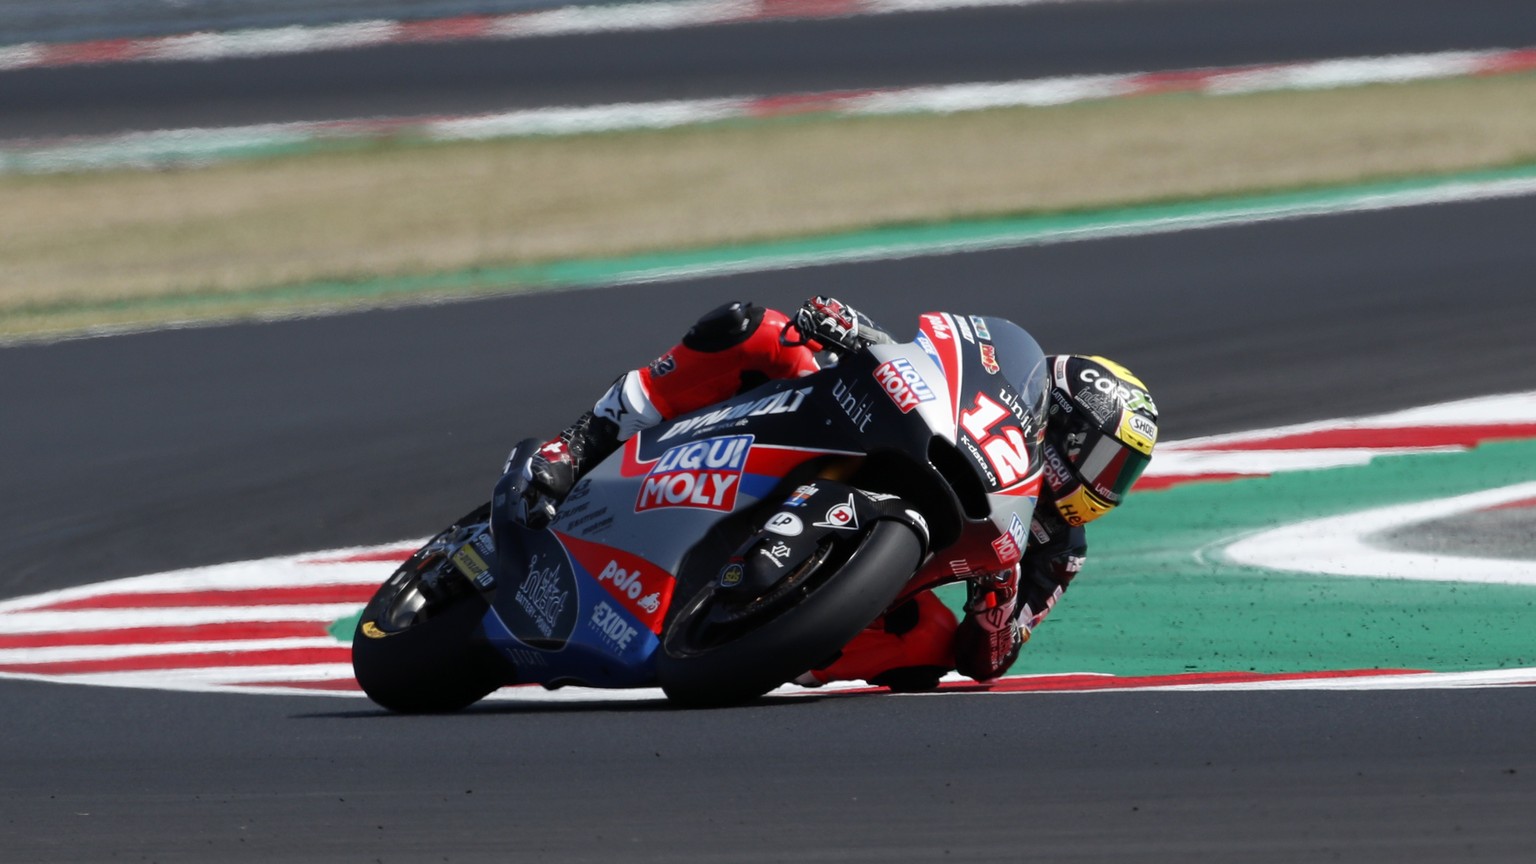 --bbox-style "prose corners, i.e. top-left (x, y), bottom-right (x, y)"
top-left (504, 297), bottom-right (1158, 689)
